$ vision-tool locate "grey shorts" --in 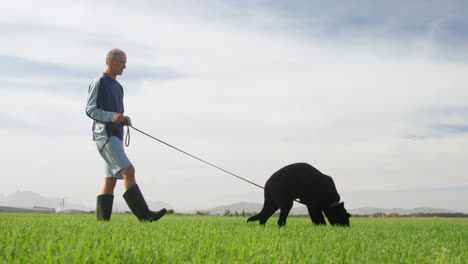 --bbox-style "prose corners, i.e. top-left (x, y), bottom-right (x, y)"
top-left (96, 136), bottom-right (132, 179)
